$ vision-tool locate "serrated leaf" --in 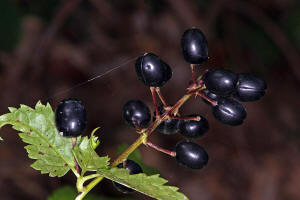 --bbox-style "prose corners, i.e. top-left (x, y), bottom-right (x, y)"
top-left (73, 136), bottom-right (109, 174)
top-left (0, 101), bottom-right (76, 177)
top-left (98, 167), bottom-right (189, 200)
